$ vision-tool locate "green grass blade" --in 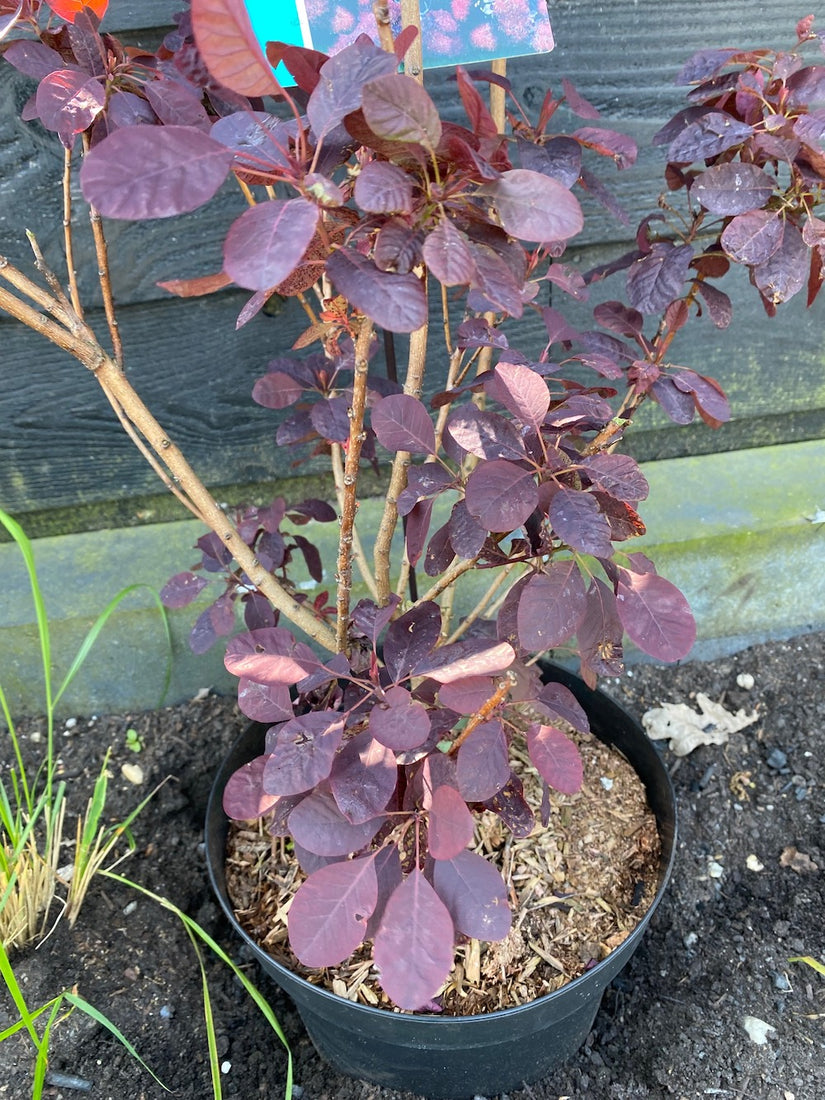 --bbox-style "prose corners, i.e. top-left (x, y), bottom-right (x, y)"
top-left (31, 996), bottom-right (65, 1100)
top-left (53, 583), bottom-right (173, 710)
top-left (788, 955), bottom-right (825, 977)
top-left (101, 871), bottom-right (293, 1099)
top-left (63, 991), bottom-right (170, 1091)
top-left (0, 941), bottom-right (44, 1048)
top-left (0, 997), bottom-right (57, 1043)
top-left (184, 925), bottom-right (222, 1100)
